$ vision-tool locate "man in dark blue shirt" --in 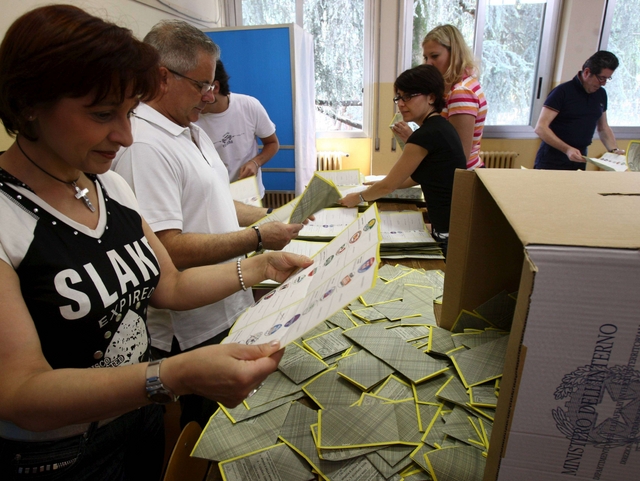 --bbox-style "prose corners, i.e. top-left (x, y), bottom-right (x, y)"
top-left (534, 51), bottom-right (622, 170)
